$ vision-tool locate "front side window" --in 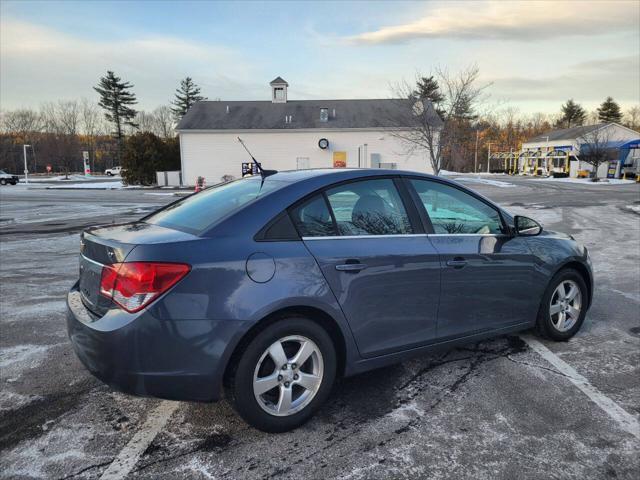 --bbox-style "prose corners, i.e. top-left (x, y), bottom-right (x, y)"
top-left (325, 179), bottom-right (413, 236)
top-left (410, 179), bottom-right (504, 235)
top-left (290, 195), bottom-right (336, 237)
